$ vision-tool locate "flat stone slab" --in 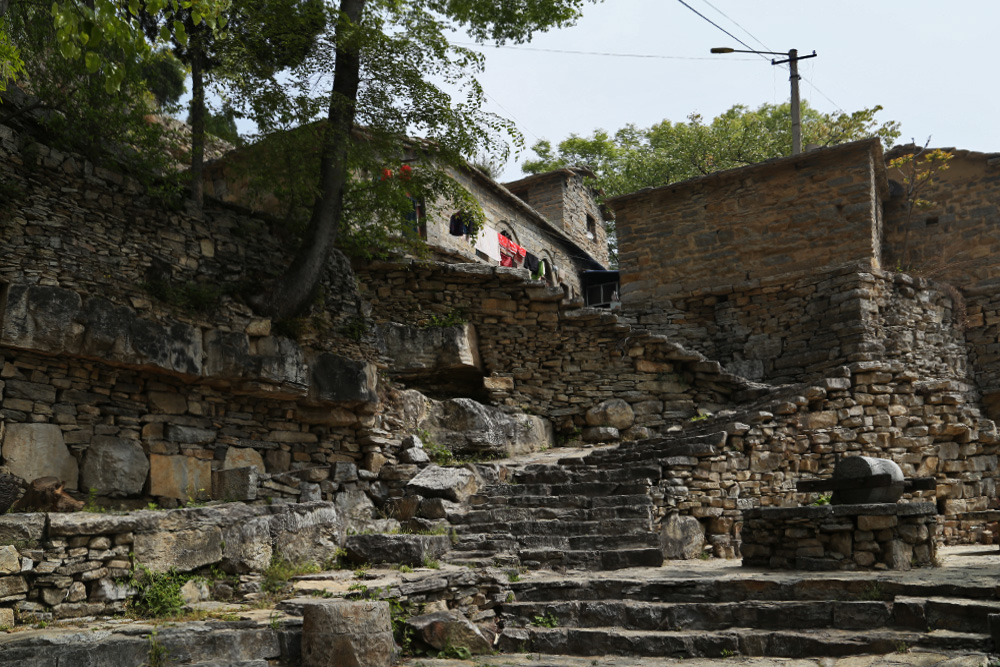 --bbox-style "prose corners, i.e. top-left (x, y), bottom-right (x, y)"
top-left (344, 534), bottom-right (451, 566)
